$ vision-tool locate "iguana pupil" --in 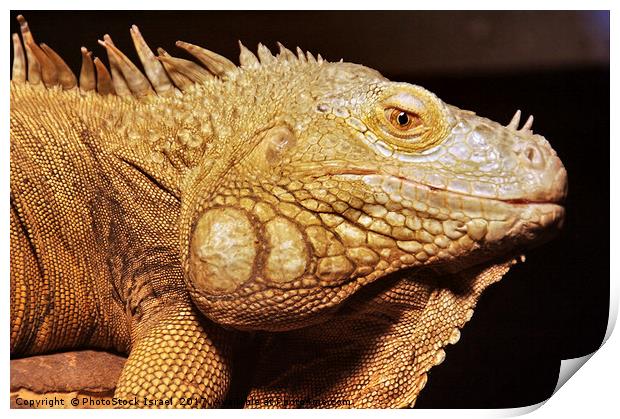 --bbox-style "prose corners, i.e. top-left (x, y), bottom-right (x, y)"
top-left (397, 111), bottom-right (409, 126)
